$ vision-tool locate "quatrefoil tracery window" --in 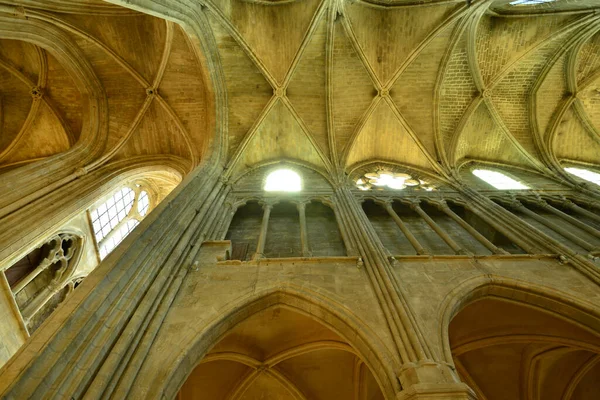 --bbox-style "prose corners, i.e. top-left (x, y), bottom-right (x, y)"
top-left (90, 184), bottom-right (154, 260)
